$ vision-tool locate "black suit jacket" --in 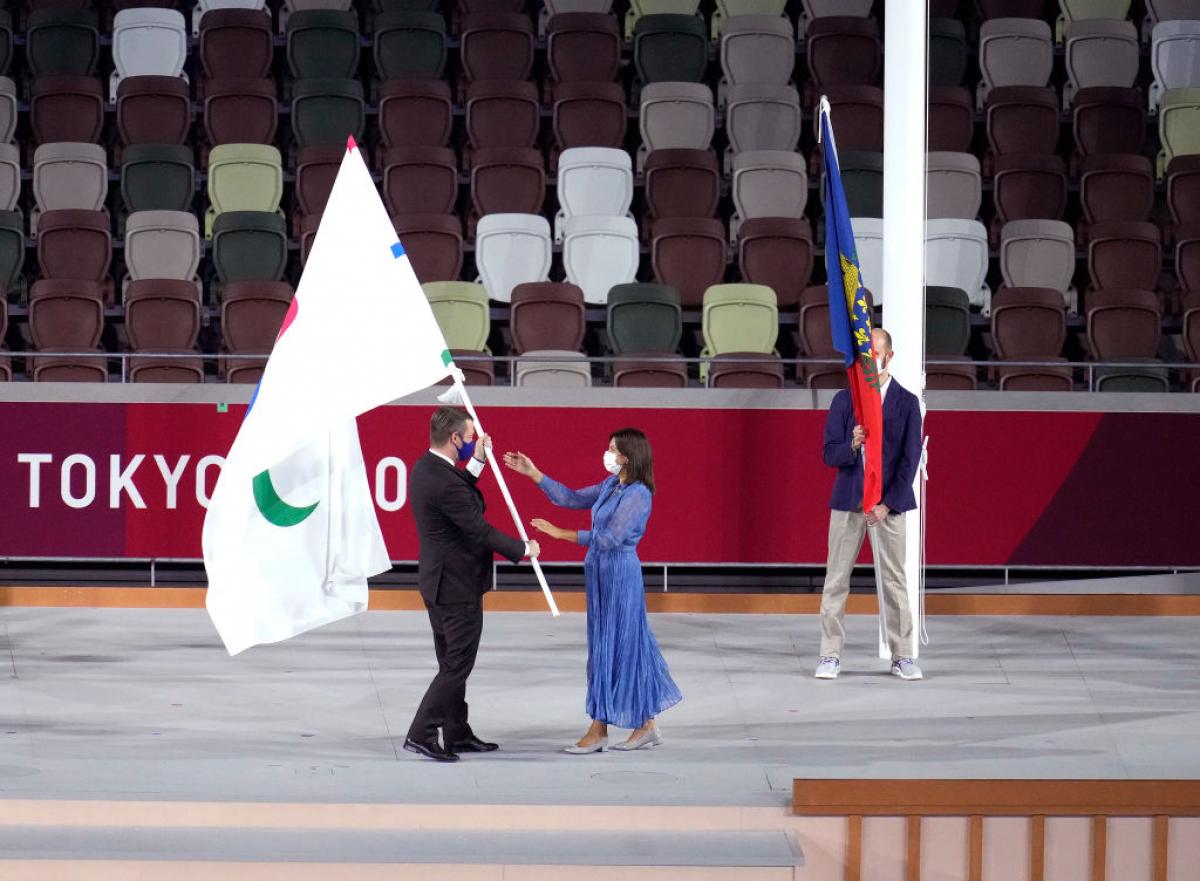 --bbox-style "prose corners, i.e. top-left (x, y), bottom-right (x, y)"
top-left (408, 451), bottom-right (526, 605)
